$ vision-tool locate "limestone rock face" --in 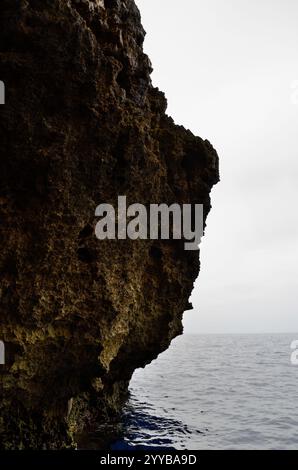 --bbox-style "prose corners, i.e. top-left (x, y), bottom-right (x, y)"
top-left (0, 0), bottom-right (219, 448)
